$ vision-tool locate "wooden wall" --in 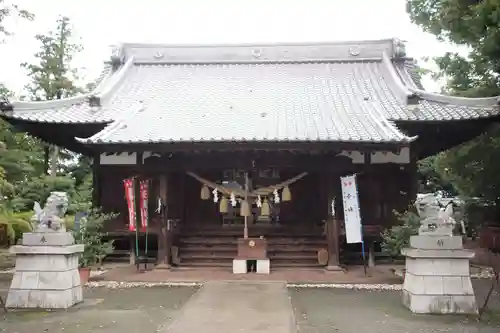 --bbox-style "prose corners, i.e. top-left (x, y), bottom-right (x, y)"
top-left (96, 154), bottom-right (414, 236)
